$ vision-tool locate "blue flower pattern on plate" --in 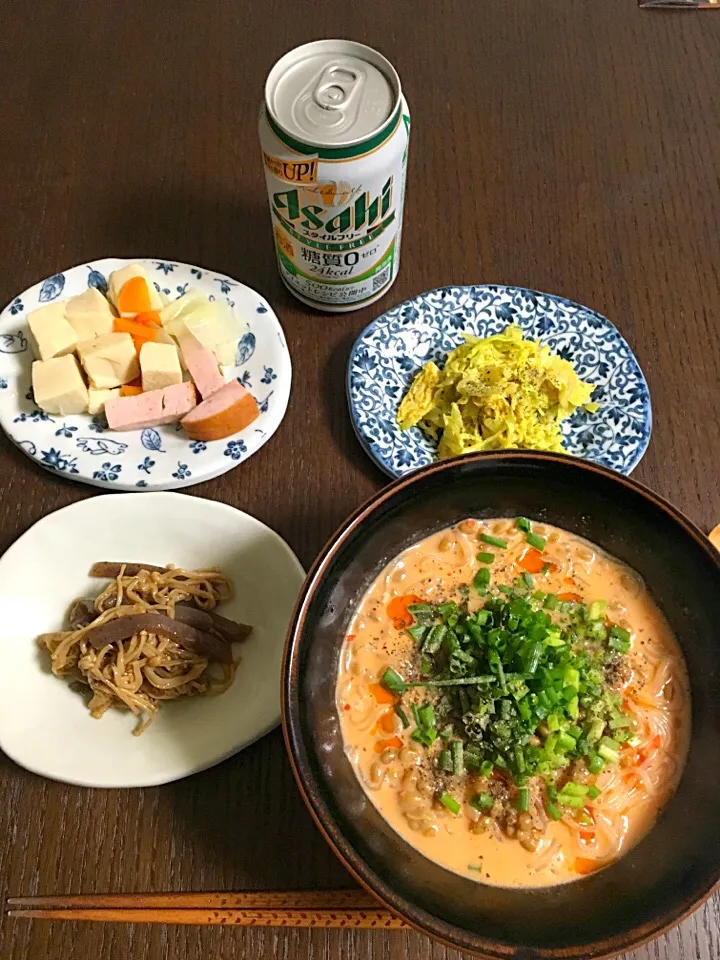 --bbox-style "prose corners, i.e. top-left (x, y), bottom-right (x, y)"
top-left (224, 439), bottom-right (247, 460)
top-left (0, 258), bottom-right (291, 490)
top-left (347, 285), bottom-right (652, 479)
top-left (92, 462), bottom-right (122, 482)
top-left (41, 448), bottom-right (79, 473)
